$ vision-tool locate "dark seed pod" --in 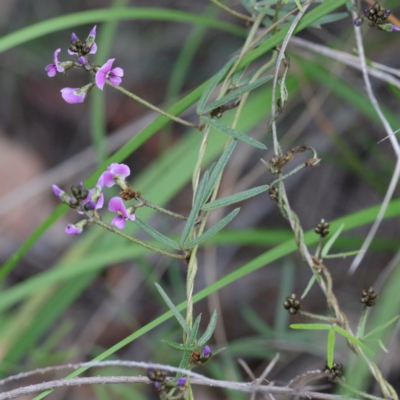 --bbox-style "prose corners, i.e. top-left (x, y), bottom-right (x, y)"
top-left (361, 287), bottom-right (377, 307)
top-left (283, 293), bottom-right (301, 315)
